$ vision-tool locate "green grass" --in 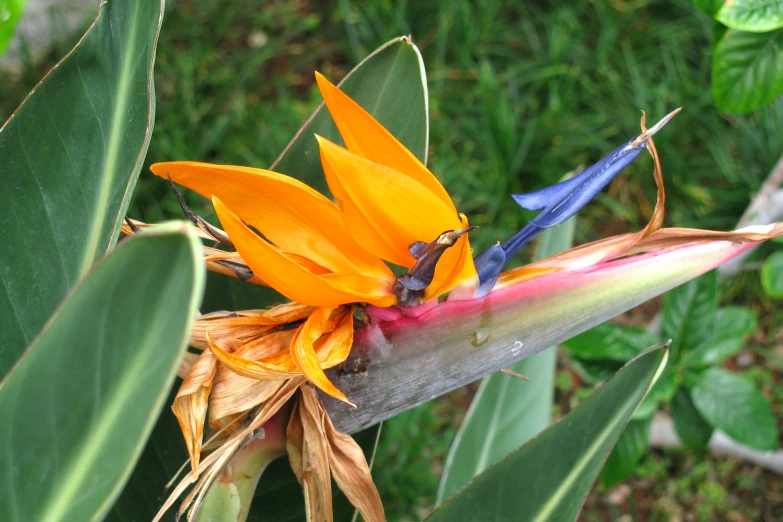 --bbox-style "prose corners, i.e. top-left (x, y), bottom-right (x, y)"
top-left (3, 0), bottom-right (782, 521)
